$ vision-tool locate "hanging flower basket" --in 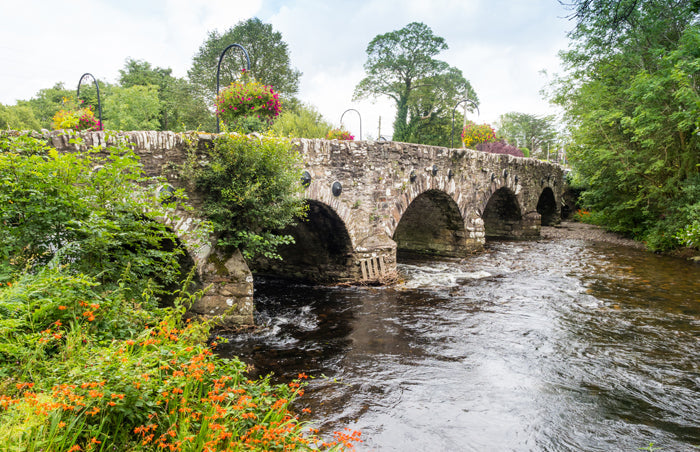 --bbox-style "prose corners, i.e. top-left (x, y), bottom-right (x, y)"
top-left (215, 71), bottom-right (281, 131)
top-left (326, 128), bottom-right (354, 140)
